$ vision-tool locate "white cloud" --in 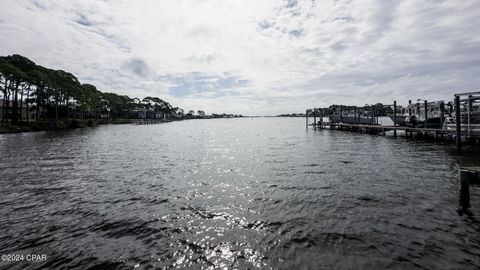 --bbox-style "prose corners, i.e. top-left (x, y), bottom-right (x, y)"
top-left (1, 0), bottom-right (480, 115)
